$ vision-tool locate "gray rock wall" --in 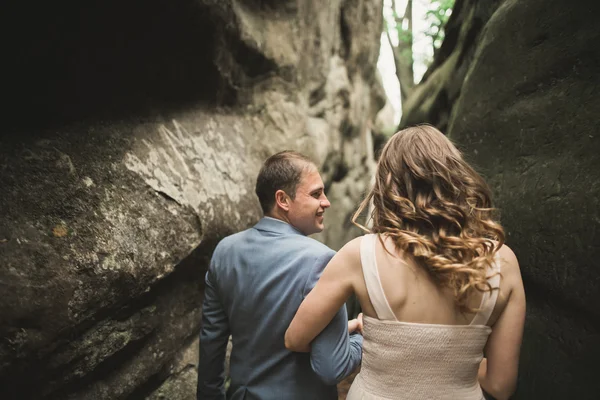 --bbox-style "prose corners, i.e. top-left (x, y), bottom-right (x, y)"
top-left (0, 1), bottom-right (383, 398)
top-left (448, 0), bottom-right (600, 398)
